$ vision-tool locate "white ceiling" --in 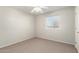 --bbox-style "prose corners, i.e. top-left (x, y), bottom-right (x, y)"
top-left (12, 6), bottom-right (72, 15)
